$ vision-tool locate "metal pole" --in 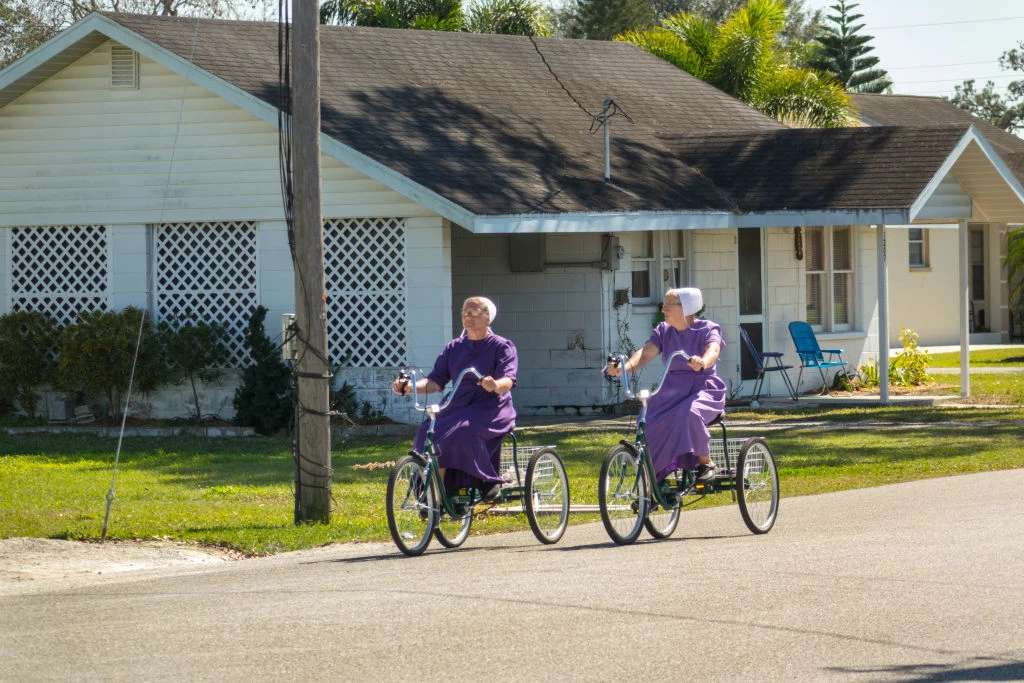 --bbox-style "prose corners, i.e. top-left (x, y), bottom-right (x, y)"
top-left (876, 224), bottom-right (889, 404)
top-left (959, 219), bottom-right (970, 398)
